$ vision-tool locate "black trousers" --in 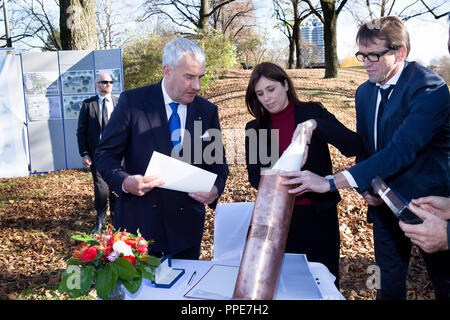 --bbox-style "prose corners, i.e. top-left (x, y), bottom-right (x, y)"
top-left (285, 204), bottom-right (340, 288)
top-left (90, 162), bottom-right (116, 217)
top-left (150, 245), bottom-right (201, 260)
top-left (371, 204), bottom-right (450, 300)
